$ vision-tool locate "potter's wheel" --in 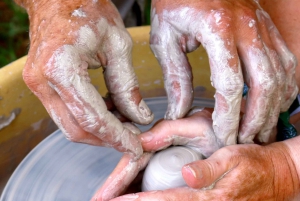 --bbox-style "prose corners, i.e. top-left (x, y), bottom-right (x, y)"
top-left (1, 97), bottom-right (214, 201)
